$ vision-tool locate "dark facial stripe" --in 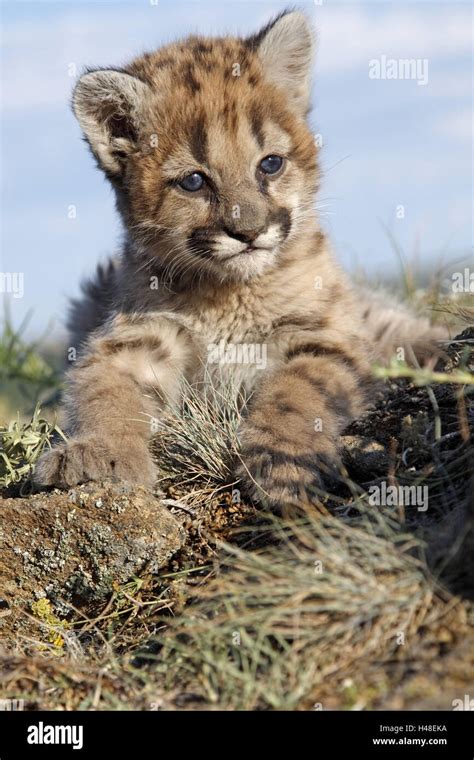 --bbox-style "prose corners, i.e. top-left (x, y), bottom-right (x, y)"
top-left (189, 114), bottom-right (208, 165)
top-left (271, 206), bottom-right (291, 238)
top-left (222, 101), bottom-right (239, 134)
top-left (249, 104), bottom-right (265, 148)
top-left (257, 173), bottom-right (269, 196)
